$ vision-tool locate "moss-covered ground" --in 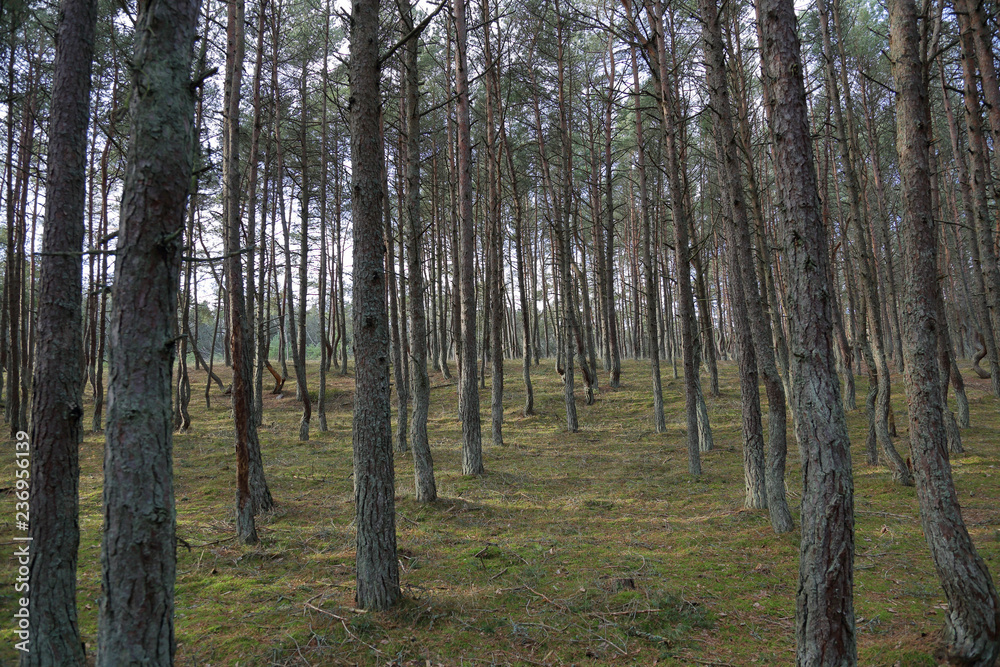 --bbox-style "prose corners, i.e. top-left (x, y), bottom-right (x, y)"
top-left (2, 358), bottom-right (999, 666)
